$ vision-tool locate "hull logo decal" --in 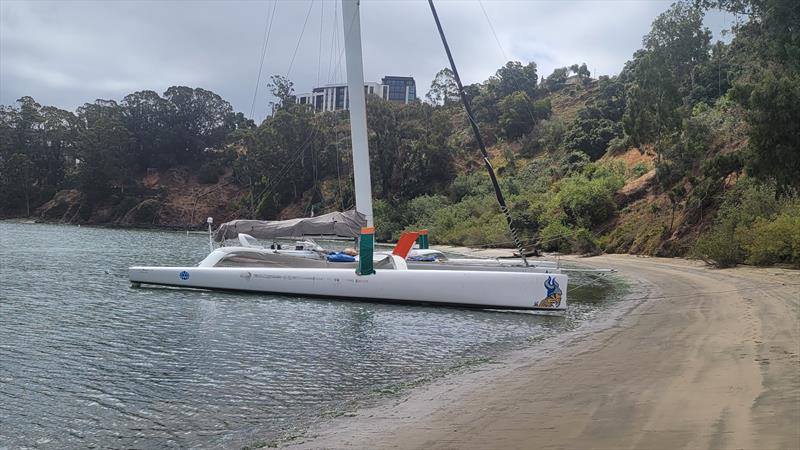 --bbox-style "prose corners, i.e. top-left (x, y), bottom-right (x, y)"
top-left (537, 276), bottom-right (562, 308)
top-left (179, 271), bottom-right (190, 281)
